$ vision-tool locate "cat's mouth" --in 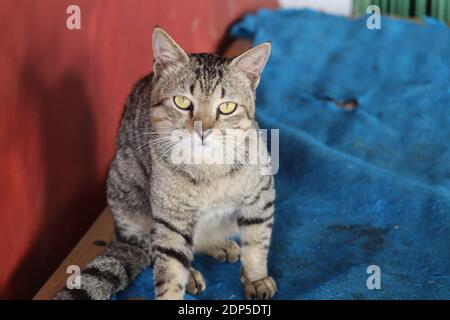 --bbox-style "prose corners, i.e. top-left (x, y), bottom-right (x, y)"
top-left (165, 135), bottom-right (242, 167)
top-left (154, 127), bottom-right (251, 168)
